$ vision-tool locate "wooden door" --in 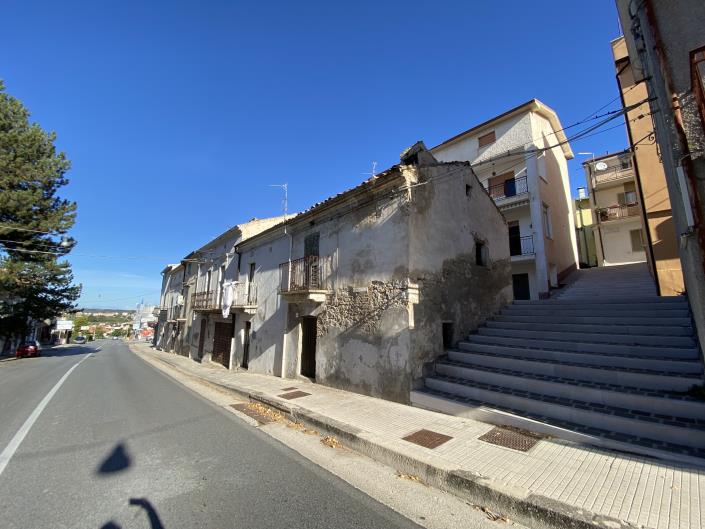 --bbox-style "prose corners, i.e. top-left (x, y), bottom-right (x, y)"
top-left (242, 321), bottom-right (251, 369)
top-left (508, 223), bottom-right (522, 256)
top-left (212, 321), bottom-right (232, 368)
top-left (197, 318), bottom-right (207, 359)
top-left (300, 316), bottom-right (317, 379)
